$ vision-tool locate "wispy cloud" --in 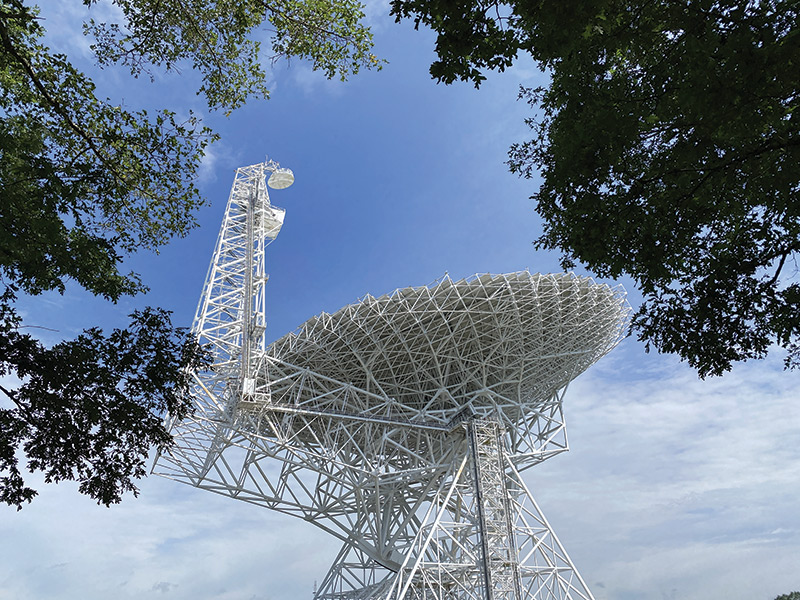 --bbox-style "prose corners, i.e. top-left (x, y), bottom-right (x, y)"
top-left (152, 581), bottom-right (177, 593)
top-left (3, 344), bottom-right (796, 600)
top-left (291, 63), bottom-right (348, 98)
top-left (528, 342), bottom-right (800, 600)
top-left (362, 0), bottom-right (393, 30)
